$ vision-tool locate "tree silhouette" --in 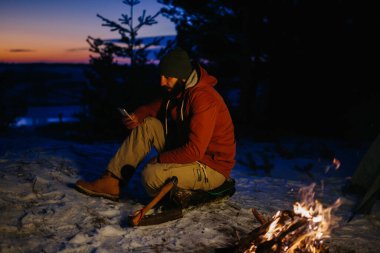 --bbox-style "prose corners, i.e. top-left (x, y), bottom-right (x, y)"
top-left (88, 0), bottom-right (171, 67)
